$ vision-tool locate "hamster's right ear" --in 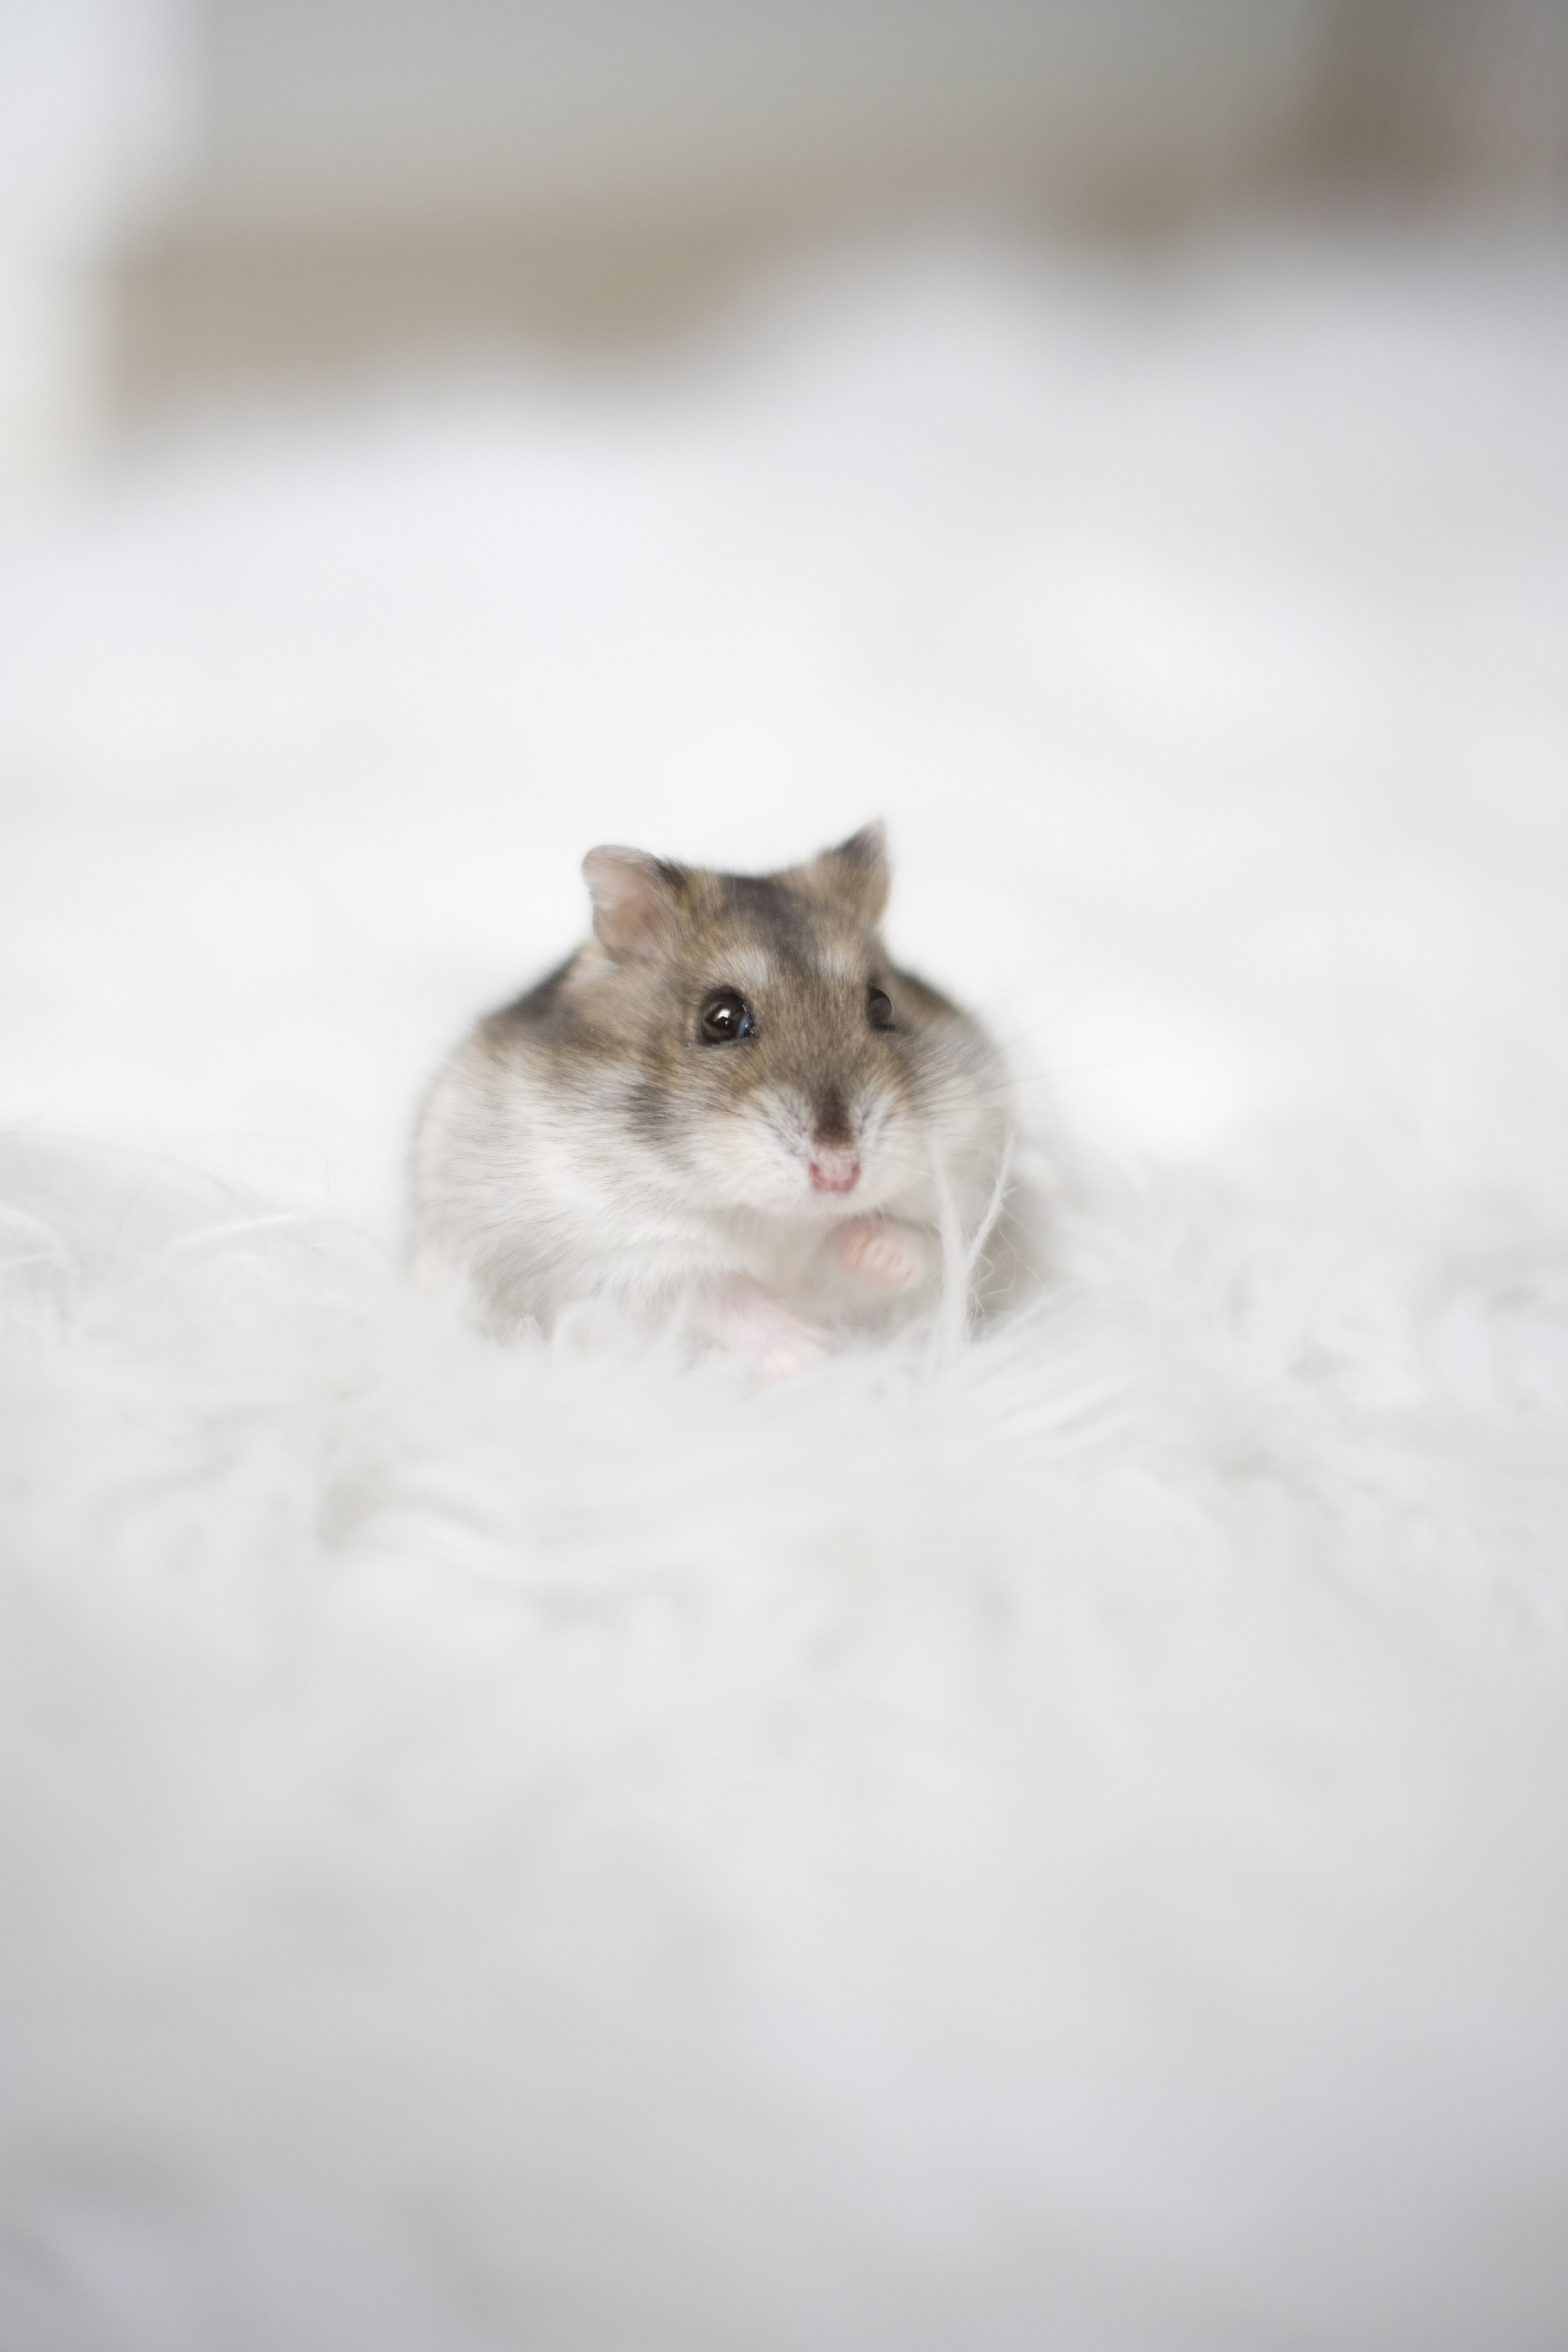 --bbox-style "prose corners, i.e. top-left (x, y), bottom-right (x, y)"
top-left (582, 846), bottom-right (687, 963)
top-left (812, 820), bottom-right (889, 922)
